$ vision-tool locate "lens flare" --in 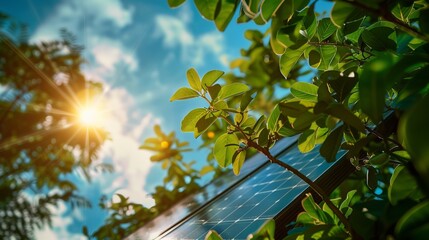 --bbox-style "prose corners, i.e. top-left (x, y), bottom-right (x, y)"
top-left (78, 105), bottom-right (100, 126)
